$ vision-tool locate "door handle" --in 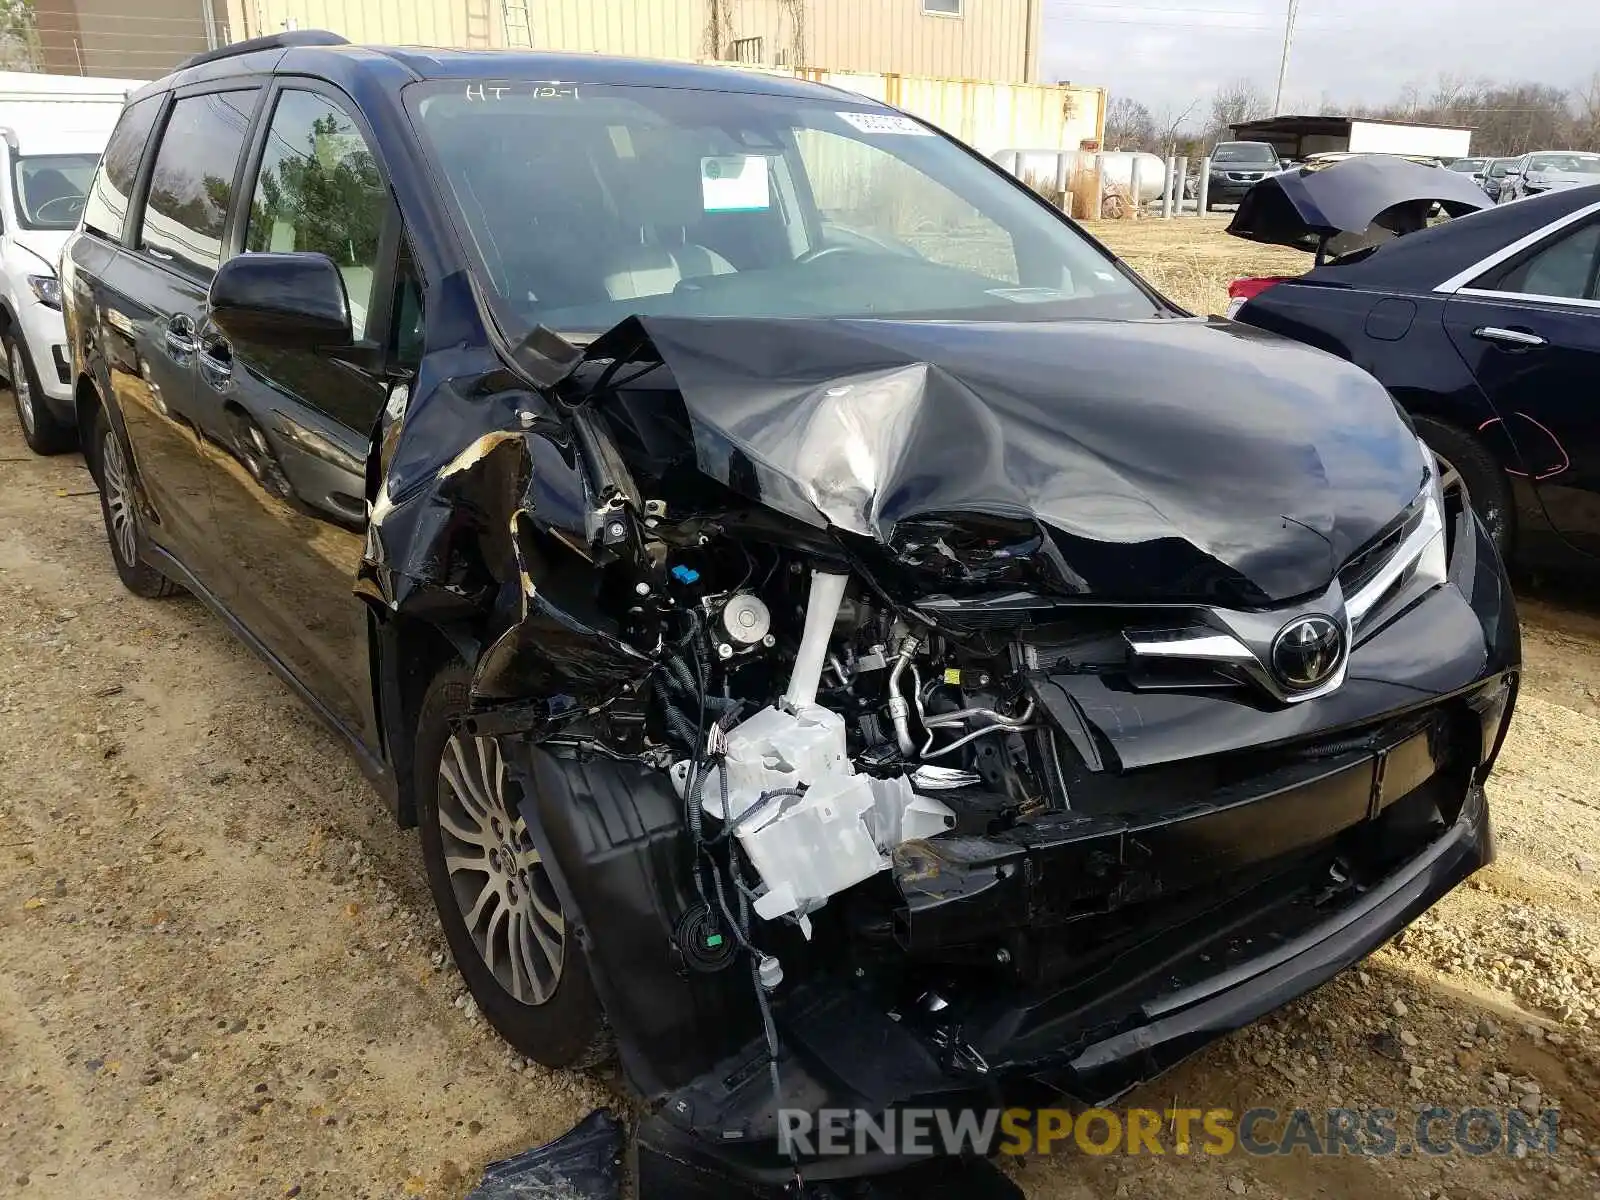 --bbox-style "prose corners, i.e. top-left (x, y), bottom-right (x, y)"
top-left (199, 339), bottom-right (232, 389)
top-left (1473, 326), bottom-right (1547, 348)
top-left (163, 316), bottom-right (197, 358)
